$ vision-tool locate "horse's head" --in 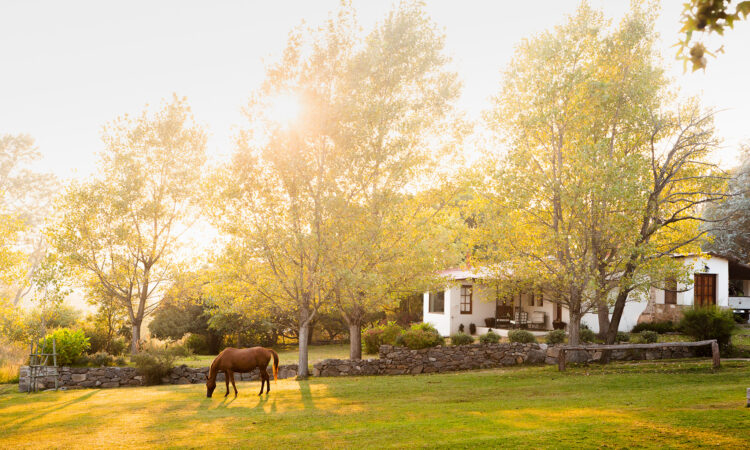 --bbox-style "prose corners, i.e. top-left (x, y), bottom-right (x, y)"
top-left (206, 379), bottom-right (216, 398)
